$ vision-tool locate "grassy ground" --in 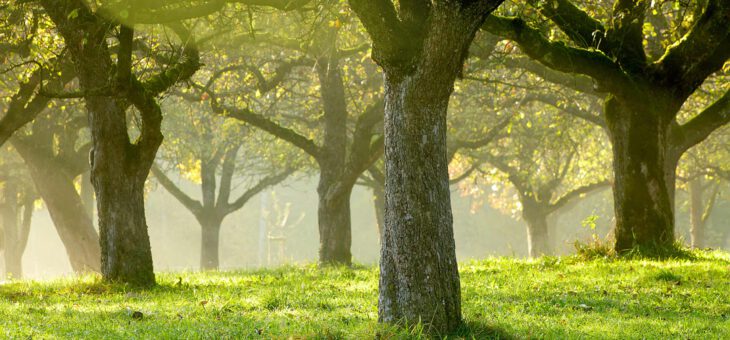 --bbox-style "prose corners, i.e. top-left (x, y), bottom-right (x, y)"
top-left (1, 251), bottom-right (729, 339)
